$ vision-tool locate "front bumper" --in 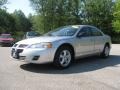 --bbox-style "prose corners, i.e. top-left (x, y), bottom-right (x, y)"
top-left (11, 48), bottom-right (56, 64)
